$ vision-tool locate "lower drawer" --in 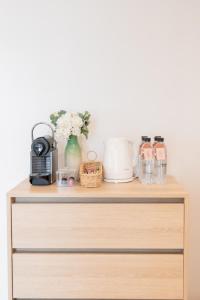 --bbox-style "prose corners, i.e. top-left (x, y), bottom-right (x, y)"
top-left (13, 253), bottom-right (183, 299)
